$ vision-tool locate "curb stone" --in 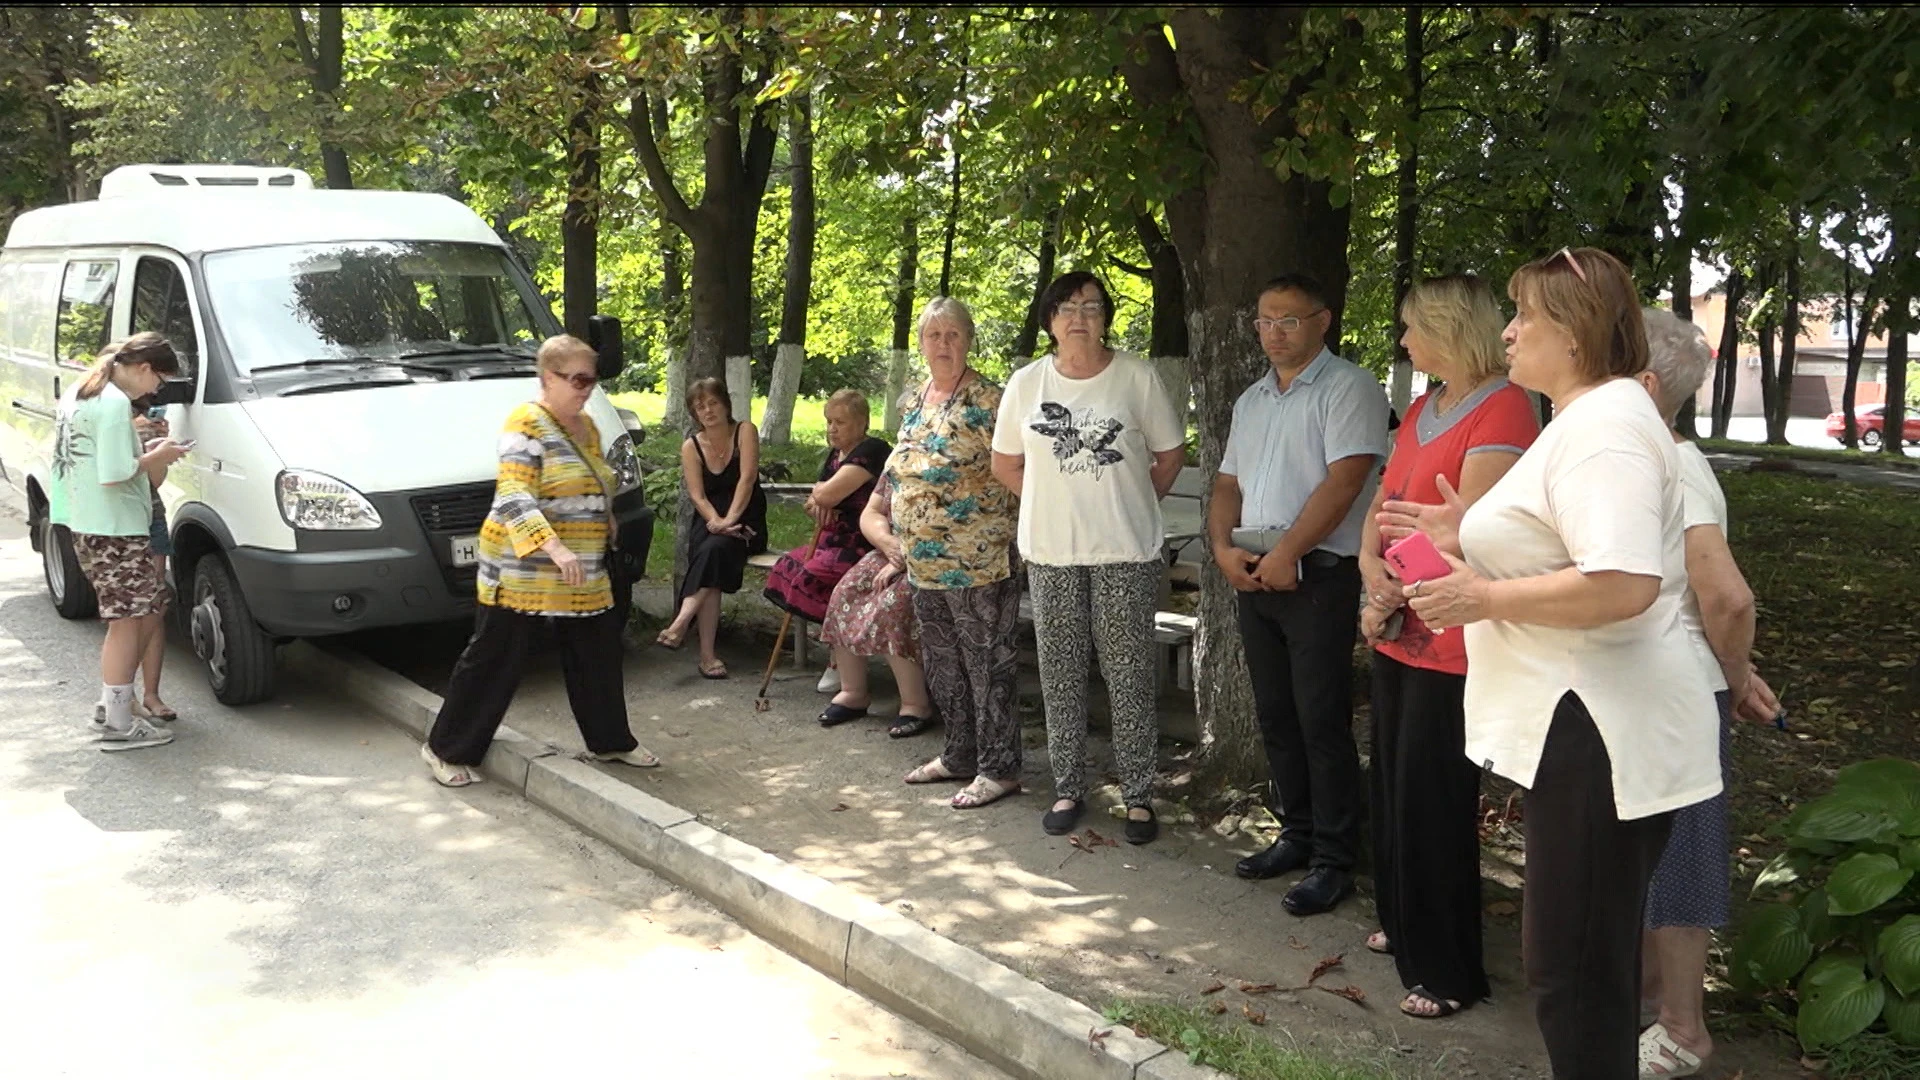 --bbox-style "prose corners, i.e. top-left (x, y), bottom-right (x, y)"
top-left (284, 641), bottom-right (1227, 1080)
